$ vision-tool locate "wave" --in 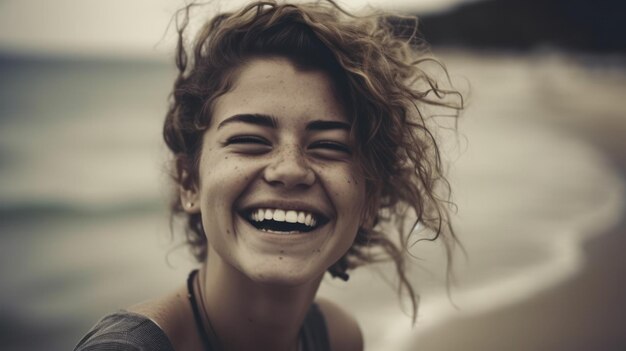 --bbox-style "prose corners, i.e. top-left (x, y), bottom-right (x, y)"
top-left (0, 199), bottom-right (165, 221)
